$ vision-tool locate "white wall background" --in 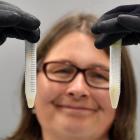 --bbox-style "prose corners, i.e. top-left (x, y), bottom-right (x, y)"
top-left (0, 0), bottom-right (139, 139)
